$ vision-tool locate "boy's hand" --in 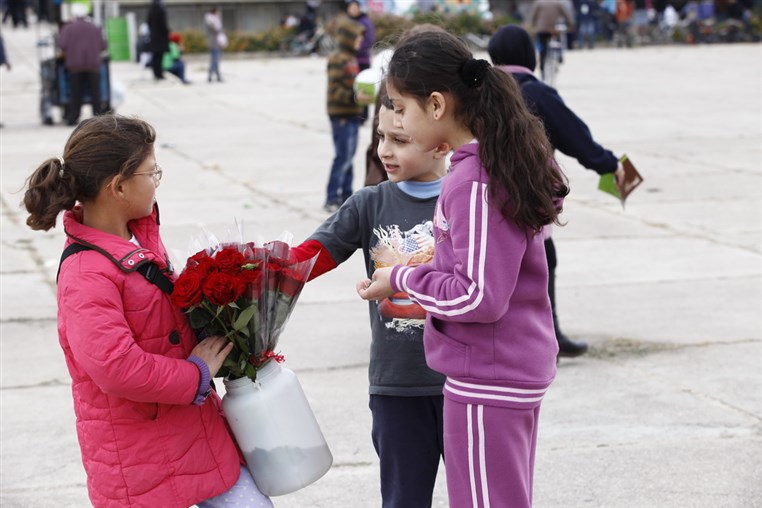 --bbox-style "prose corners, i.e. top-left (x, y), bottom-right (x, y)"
top-left (190, 336), bottom-right (234, 378)
top-left (357, 266), bottom-right (394, 301)
top-left (355, 89), bottom-right (373, 105)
